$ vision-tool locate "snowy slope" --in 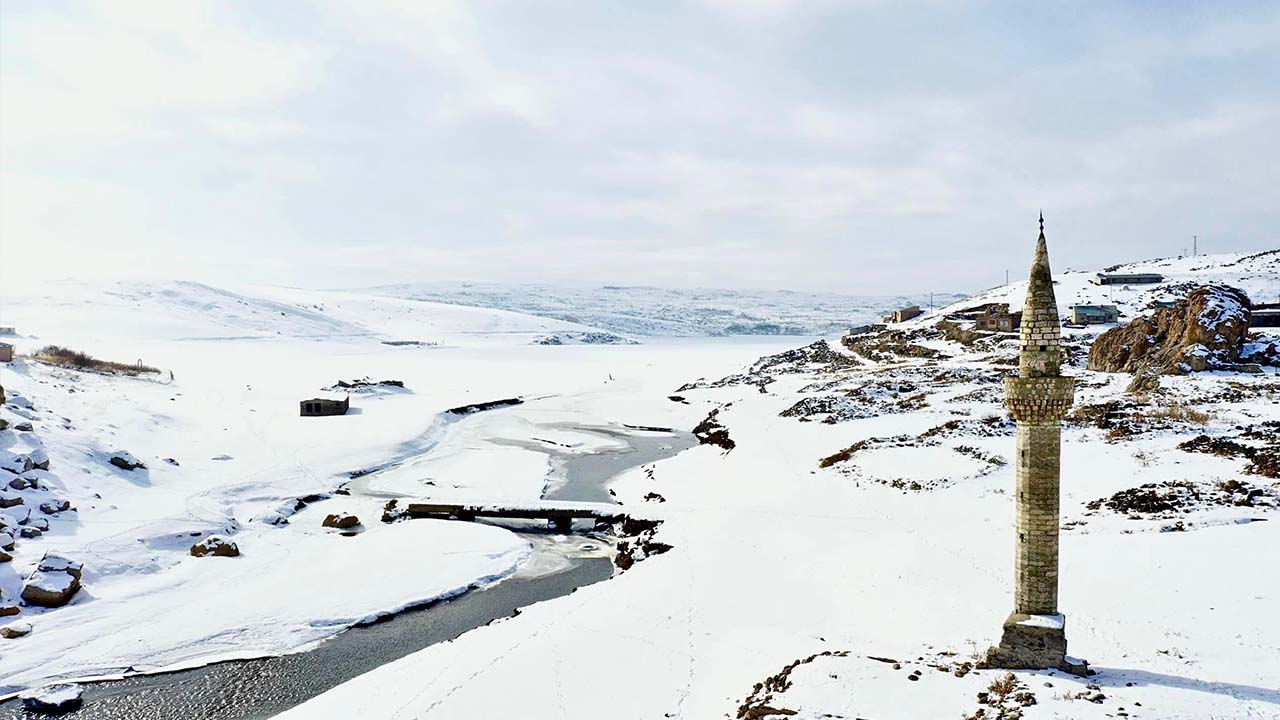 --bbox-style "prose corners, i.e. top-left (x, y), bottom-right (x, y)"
top-left (0, 279), bottom-right (613, 348)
